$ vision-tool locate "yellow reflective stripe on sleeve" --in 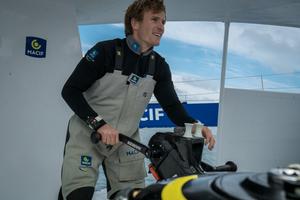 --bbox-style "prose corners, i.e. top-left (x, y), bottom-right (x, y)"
top-left (161, 175), bottom-right (198, 200)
